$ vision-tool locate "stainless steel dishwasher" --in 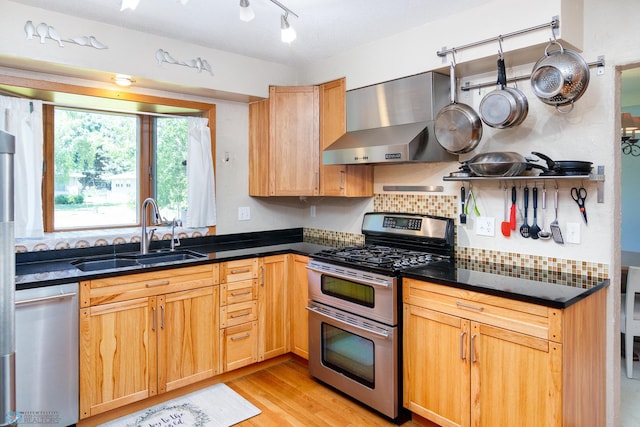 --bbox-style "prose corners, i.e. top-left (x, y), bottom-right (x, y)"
top-left (15, 283), bottom-right (78, 427)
